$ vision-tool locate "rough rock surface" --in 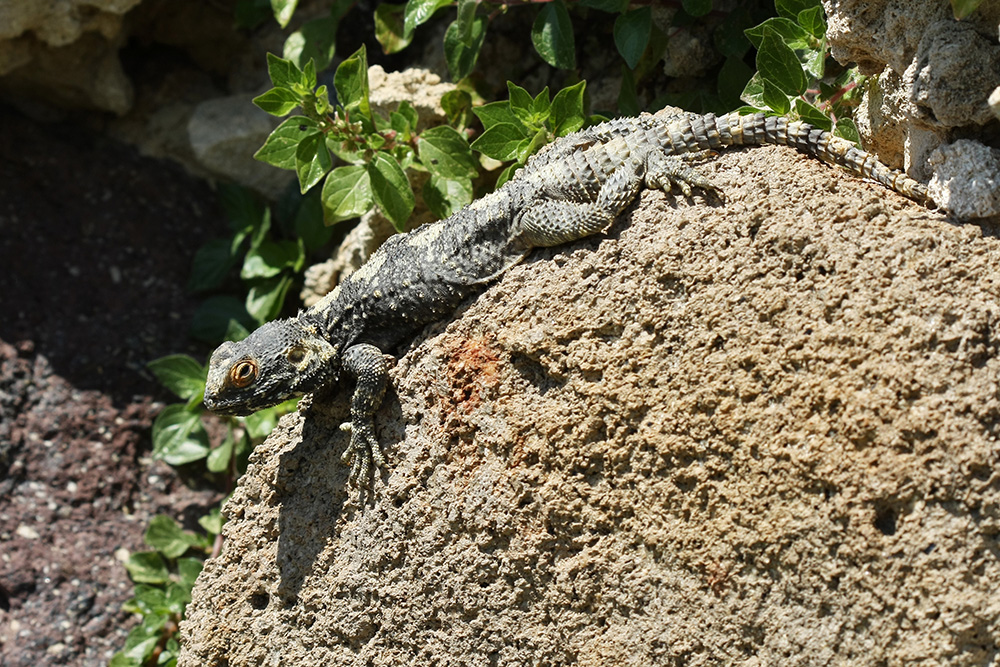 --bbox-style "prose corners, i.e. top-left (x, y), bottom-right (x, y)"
top-left (179, 145), bottom-right (1000, 665)
top-left (823, 0), bottom-right (1000, 219)
top-left (0, 0), bottom-right (142, 113)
